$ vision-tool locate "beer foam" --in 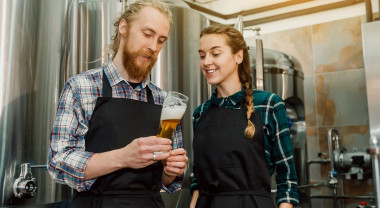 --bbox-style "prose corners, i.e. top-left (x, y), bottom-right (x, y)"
top-left (160, 106), bottom-right (186, 120)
